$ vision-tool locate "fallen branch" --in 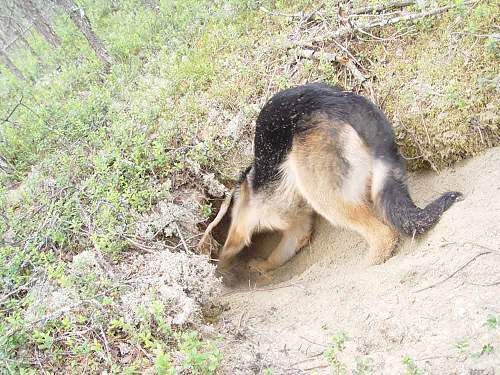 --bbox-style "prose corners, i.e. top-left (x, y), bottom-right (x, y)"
top-left (294, 48), bottom-right (371, 90)
top-left (221, 280), bottom-right (306, 297)
top-left (2, 95), bottom-right (23, 124)
top-left (440, 241), bottom-right (499, 254)
top-left (290, 351), bottom-right (325, 366)
top-left (466, 280), bottom-right (500, 287)
top-left (298, 2), bottom-right (471, 46)
top-left (125, 236), bottom-right (158, 254)
top-left (302, 364), bottom-right (330, 372)
top-left (414, 251), bottom-right (492, 293)
top-left (197, 191), bottom-right (233, 255)
top-left (359, 3), bottom-right (465, 31)
top-left (0, 275), bottom-right (36, 306)
top-left (260, 3), bottom-right (324, 22)
top-left (350, 0), bottom-right (415, 15)
top-left (260, 6), bottom-right (303, 18)
top-left (175, 222), bottom-right (189, 252)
